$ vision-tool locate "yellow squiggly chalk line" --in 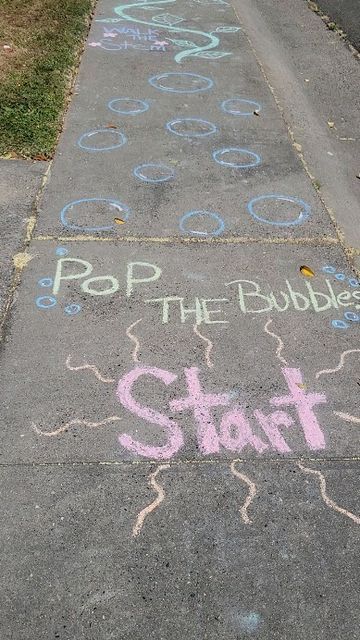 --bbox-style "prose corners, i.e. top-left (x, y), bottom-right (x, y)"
top-left (126, 318), bottom-right (142, 363)
top-left (230, 460), bottom-right (257, 524)
top-left (264, 318), bottom-right (288, 366)
top-left (297, 461), bottom-right (360, 525)
top-left (32, 416), bottom-right (122, 437)
top-left (66, 354), bottom-right (114, 383)
top-left (193, 324), bottom-right (214, 369)
top-left (133, 464), bottom-right (170, 537)
top-left (315, 349), bottom-right (360, 379)
top-left (334, 411), bottom-right (360, 424)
